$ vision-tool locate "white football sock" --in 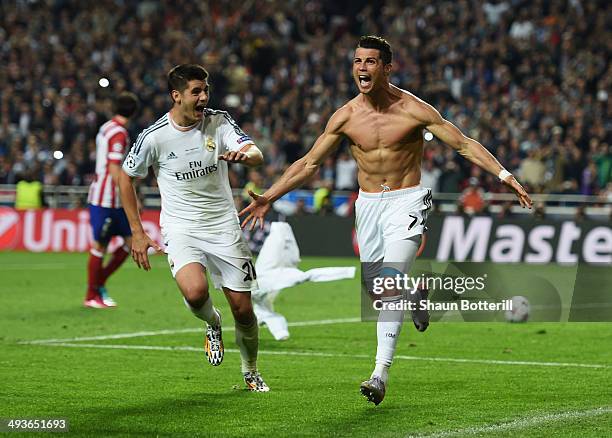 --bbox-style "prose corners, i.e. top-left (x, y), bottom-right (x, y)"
top-left (183, 296), bottom-right (220, 327)
top-left (235, 319), bottom-right (259, 374)
top-left (371, 236), bottom-right (421, 384)
top-left (372, 294), bottom-right (405, 384)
